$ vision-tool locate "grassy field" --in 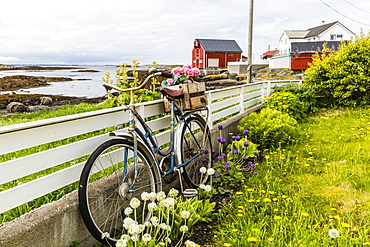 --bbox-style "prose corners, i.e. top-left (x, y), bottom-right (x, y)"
top-left (213, 107), bottom-right (370, 246)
